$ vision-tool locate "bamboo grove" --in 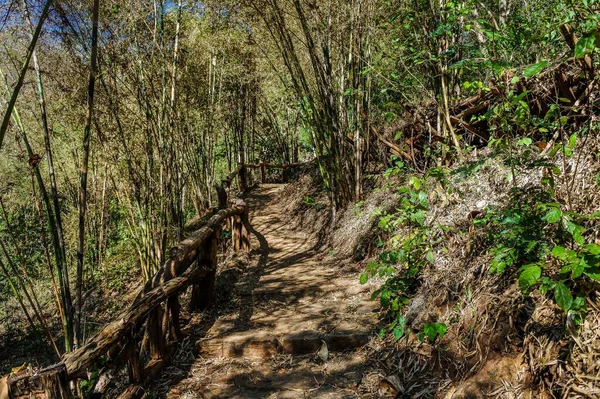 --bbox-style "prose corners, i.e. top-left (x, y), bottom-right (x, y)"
top-left (1, 0), bottom-right (599, 365)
